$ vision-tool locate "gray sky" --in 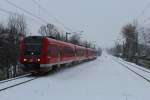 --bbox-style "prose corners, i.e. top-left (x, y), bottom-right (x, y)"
top-left (0, 0), bottom-right (150, 48)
